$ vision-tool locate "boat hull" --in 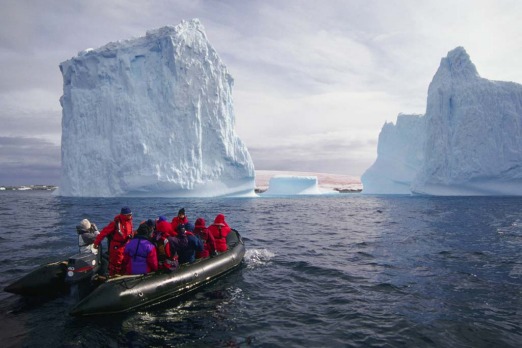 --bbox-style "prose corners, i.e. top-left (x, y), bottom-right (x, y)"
top-left (4, 261), bottom-right (68, 296)
top-left (4, 250), bottom-right (102, 297)
top-left (69, 229), bottom-right (245, 316)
